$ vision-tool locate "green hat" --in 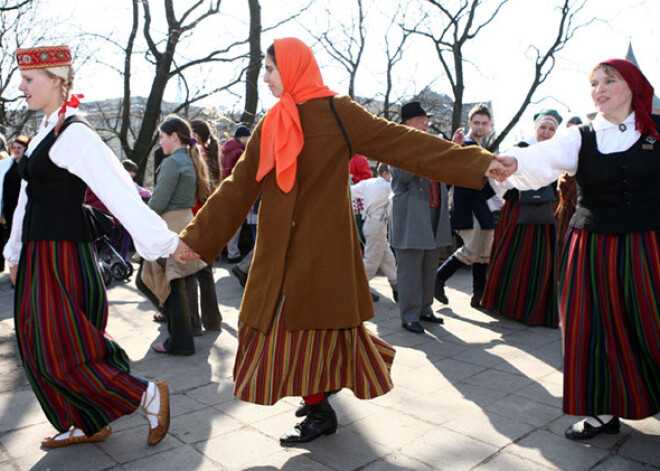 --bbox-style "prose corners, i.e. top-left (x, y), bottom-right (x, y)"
top-left (533, 109), bottom-right (563, 126)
